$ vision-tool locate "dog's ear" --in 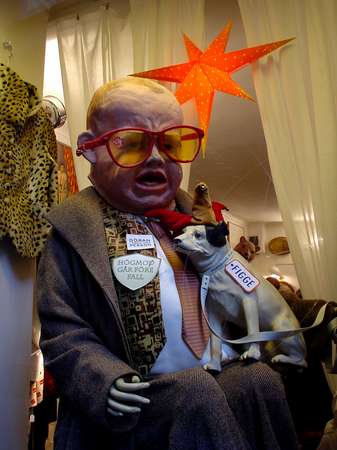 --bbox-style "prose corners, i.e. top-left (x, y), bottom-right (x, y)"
top-left (206, 222), bottom-right (229, 247)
